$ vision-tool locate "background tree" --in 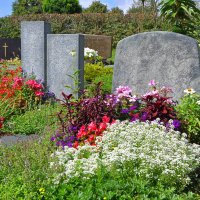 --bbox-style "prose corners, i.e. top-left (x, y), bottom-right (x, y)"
top-left (42, 0), bottom-right (82, 14)
top-left (84, 1), bottom-right (108, 13)
top-left (109, 7), bottom-right (124, 14)
top-left (127, 0), bottom-right (152, 14)
top-left (160, 0), bottom-right (200, 34)
top-left (12, 0), bottom-right (43, 15)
